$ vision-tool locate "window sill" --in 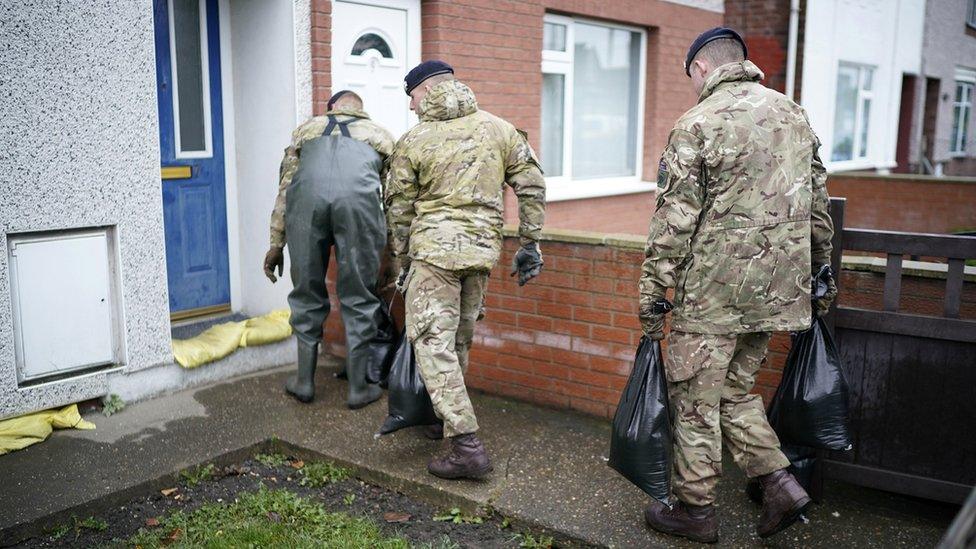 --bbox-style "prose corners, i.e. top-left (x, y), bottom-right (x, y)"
top-left (826, 159), bottom-right (898, 173)
top-left (545, 178), bottom-right (657, 202)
